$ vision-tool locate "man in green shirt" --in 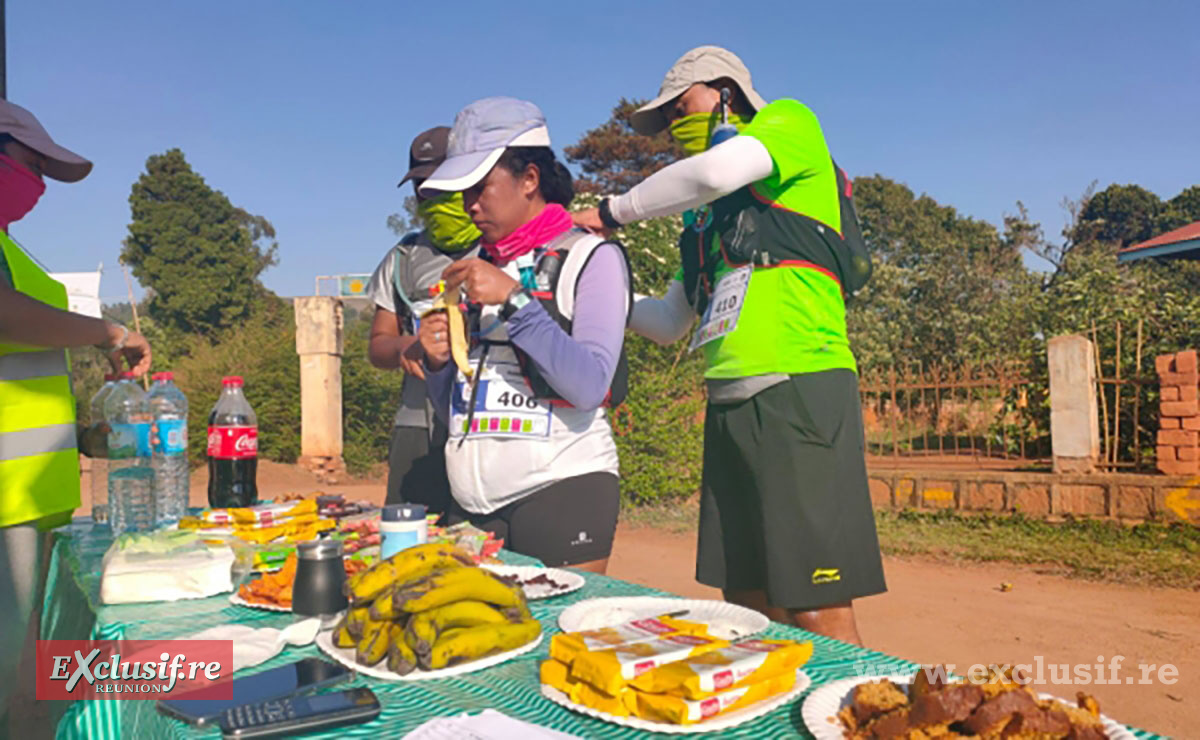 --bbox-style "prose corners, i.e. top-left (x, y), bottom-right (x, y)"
top-left (576, 46), bottom-right (883, 645)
